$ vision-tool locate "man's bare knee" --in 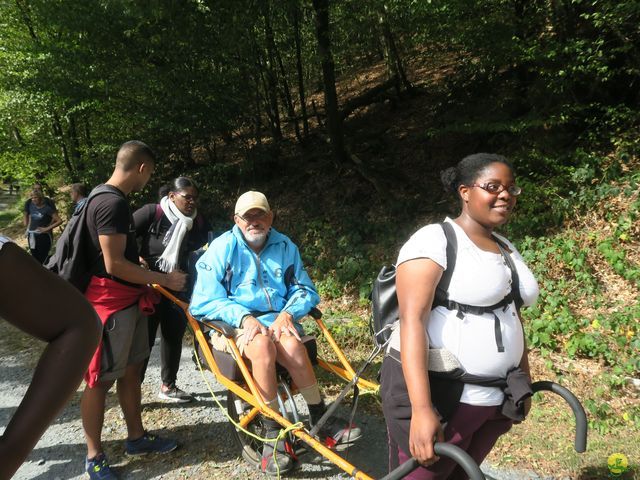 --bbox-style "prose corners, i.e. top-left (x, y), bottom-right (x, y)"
top-left (246, 334), bottom-right (277, 362)
top-left (278, 336), bottom-right (309, 362)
